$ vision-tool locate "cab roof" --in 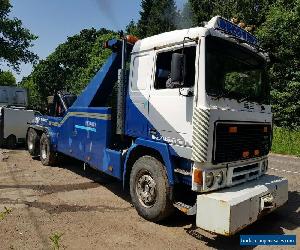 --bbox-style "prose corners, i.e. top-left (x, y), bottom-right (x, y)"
top-left (132, 26), bottom-right (206, 54)
top-left (132, 16), bottom-right (261, 55)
